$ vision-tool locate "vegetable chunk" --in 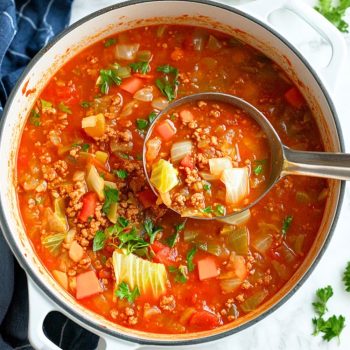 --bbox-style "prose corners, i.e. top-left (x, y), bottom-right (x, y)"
top-left (198, 257), bottom-right (219, 280)
top-left (76, 270), bottom-right (102, 300)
